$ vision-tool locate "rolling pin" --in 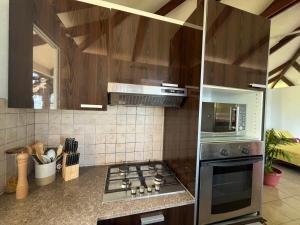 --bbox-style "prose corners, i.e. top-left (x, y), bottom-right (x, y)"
top-left (5, 147), bottom-right (32, 200)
